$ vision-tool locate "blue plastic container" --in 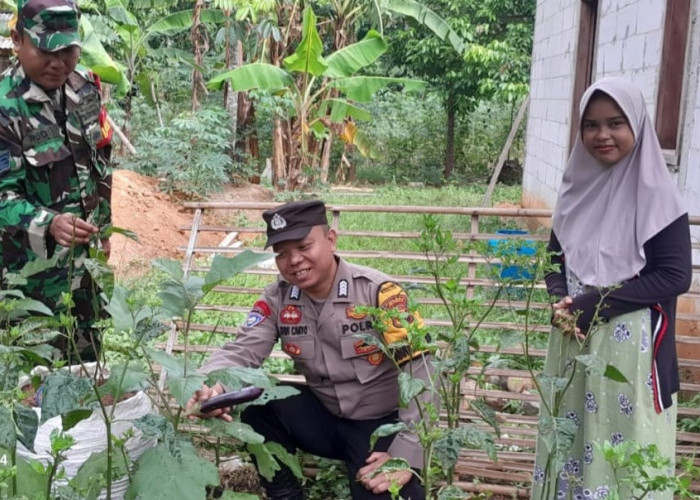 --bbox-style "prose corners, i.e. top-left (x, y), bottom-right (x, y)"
top-left (488, 229), bottom-right (536, 280)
